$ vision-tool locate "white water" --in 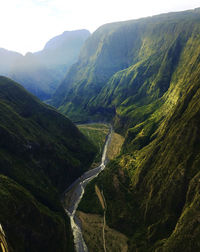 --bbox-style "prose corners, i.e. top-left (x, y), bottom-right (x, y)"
top-left (62, 128), bottom-right (112, 252)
